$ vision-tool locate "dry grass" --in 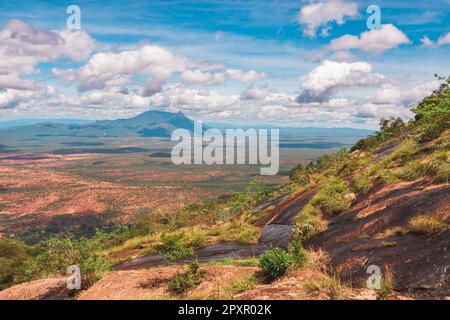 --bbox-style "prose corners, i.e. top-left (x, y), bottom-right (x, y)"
top-left (408, 215), bottom-right (447, 235)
